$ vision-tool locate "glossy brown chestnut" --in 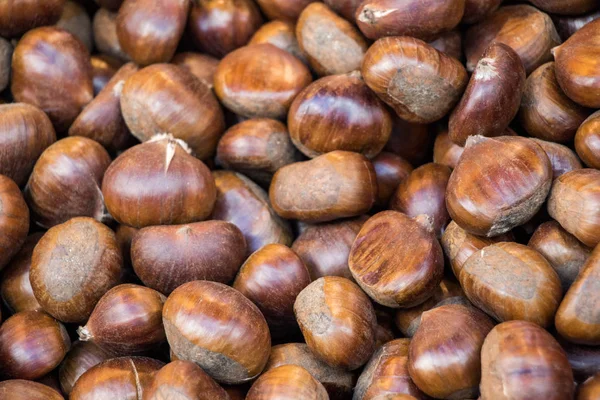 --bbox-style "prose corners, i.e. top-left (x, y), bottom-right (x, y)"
top-left (372, 152), bottom-right (413, 208)
top-left (464, 5), bottom-right (561, 75)
top-left (58, 341), bottom-right (111, 395)
top-left (428, 29), bottom-right (463, 61)
top-left (480, 321), bottom-right (575, 400)
top-left (90, 55), bottom-right (123, 95)
top-left (446, 136), bottom-right (552, 237)
top-left (93, 9), bottom-right (129, 61)
top-left (460, 242), bottom-right (562, 327)
top-left (255, 0), bottom-right (317, 22)
top-left (530, 0), bottom-right (597, 16)
top-left (120, 63), bottom-right (225, 160)
top-left (56, 1), bottom-right (93, 52)
top-left (163, 281), bottom-right (271, 384)
top-left (214, 43), bottom-right (312, 119)
top-left (0, 176), bottom-right (29, 270)
top-left (547, 169), bottom-right (600, 248)
top-left (171, 52), bottom-right (219, 89)
top-left (384, 118), bottom-right (433, 165)
top-left (462, 0), bottom-right (502, 24)
top-left (249, 21), bottom-right (307, 64)
top-left (189, 0), bottom-right (263, 59)
top-left (25, 136), bottom-right (111, 228)
top-left (575, 110), bottom-right (600, 169)
top-left (0, 38), bottom-right (11, 93)
top-left (296, 3), bottom-right (368, 76)
top-left (449, 43), bottom-right (525, 146)
top-left (520, 62), bottom-right (591, 143)
top-left (11, 27), bottom-right (93, 132)
top-left (530, 138), bottom-right (583, 179)
top-left (212, 170), bottom-right (292, 253)
top-left (102, 135), bottom-right (216, 228)
top-left (0, 379), bottom-right (64, 400)
top-left (30, 217), bottom-right (123, 323)
top-left (554, 10), bottom-right (600, 41)
top-left (247, 365), bottom-right (328, 400)
top-left (288, 71), bottom-right (392, 158)
top-left (131, 220), bottom-right (247, 294)
top-left (433, 129), bottom-right (463, 169)
top-left (116, 0), bottom-right (189, 66)
top-left (349, 211), bottom-right (444, 308)
top-left (70, 356), bottom-right (164, 399)
top-left (579, 373), bottom-right (600, 400)
top-left (0, 311), bottom-right (70, 380)
top-left (269, 151), bottom-right (377, 222)
top-left (217, 119), bottom-right (300, 186)
top-left (362, 37), bottom-right (468, 124)
top-left (294, 276), bottom-right (377, 370)
top-left (0, 0), bottom-right (65, 38)
top-left (356, 0), bottom-right (465, 41)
